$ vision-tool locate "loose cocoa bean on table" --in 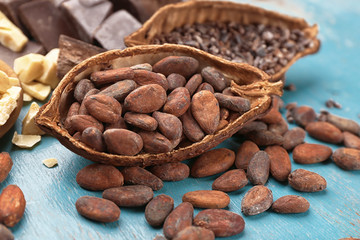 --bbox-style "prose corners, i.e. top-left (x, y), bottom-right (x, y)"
top-left (0, 152), bottom-right (13, 183)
